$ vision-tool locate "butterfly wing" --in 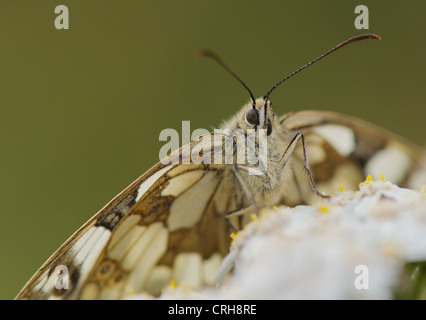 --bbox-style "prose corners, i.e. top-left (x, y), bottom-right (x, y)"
top-left (280, 110), bottom-right (425, 201)
top-left (16, 133), bottom-right (240, 300)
